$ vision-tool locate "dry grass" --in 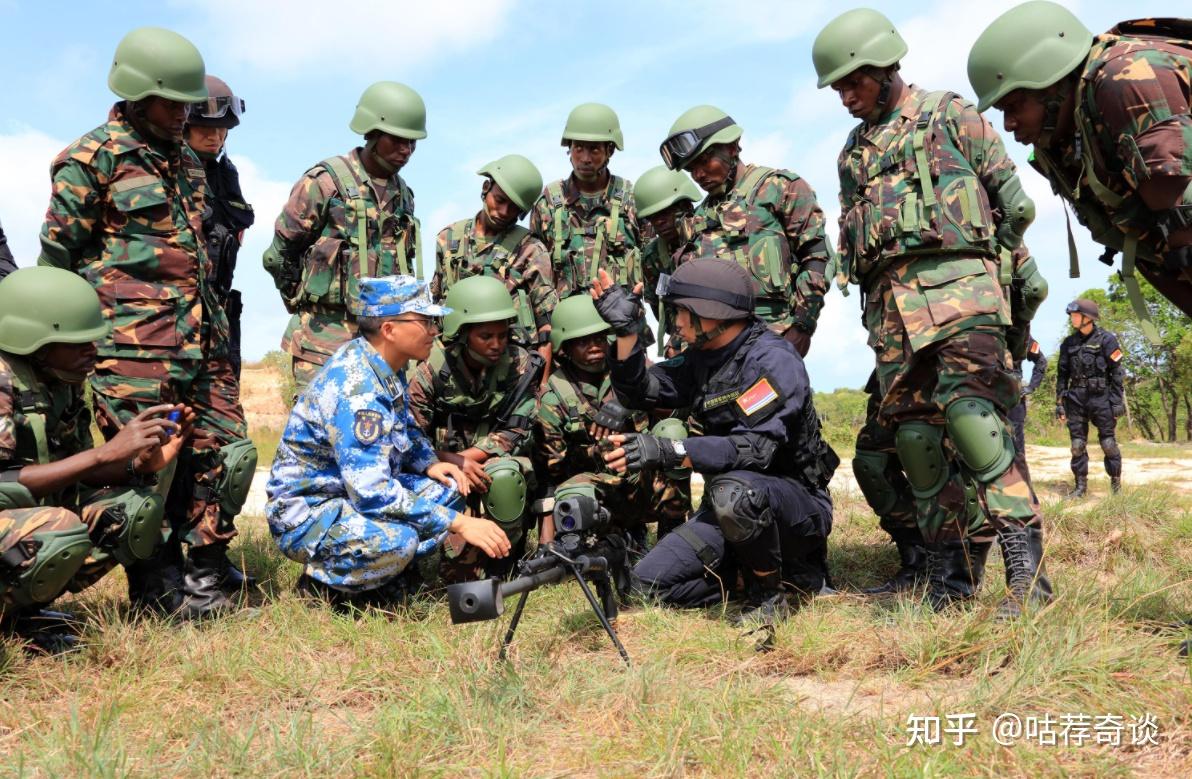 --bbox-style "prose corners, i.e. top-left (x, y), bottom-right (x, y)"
top-left (1, 484), bottom-right (1190, 778)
